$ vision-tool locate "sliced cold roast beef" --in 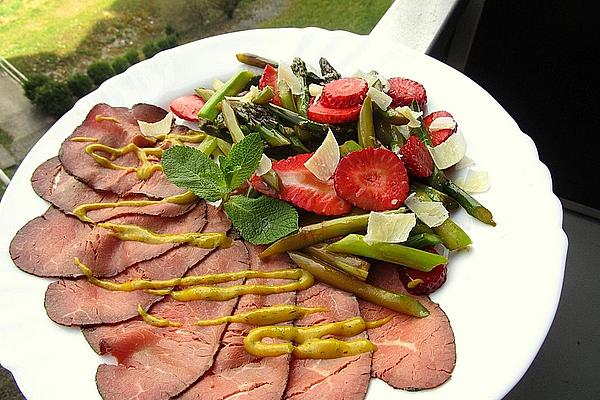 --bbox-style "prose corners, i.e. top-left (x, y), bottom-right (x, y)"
top-left (284, 283), bottom-right (371, 400)
top-left (10, 202), bottom-right (206, 278)
top-left (44, 206), bottom-right (230, 326)
top-left (32, 157), bottom-right (194, 222)
top-left (179, 244), bottom-right (296, 400)
top-left (358, 262), bottom-right (456, 390)
top-left (83, 241), bottom-right (250, 400)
